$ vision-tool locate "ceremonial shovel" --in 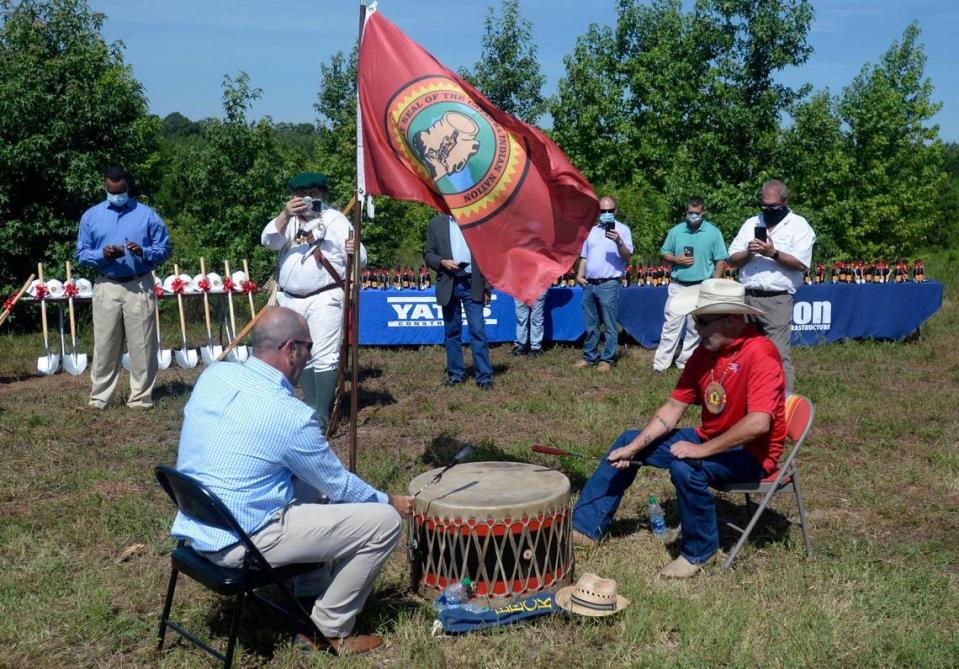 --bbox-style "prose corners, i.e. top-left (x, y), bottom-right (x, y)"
top-left (62, 262), bottom-right (88, 375)
top-left (122, 273), bottom-right (172, 370)
top-left (223, 260), bottom-right (248, 362)
top-left (198, 257), bottom-right (223, 364)
top-left (172, 263), bottom-right (198, 369)
top-left (36, 263), bottom-right (60, 375)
